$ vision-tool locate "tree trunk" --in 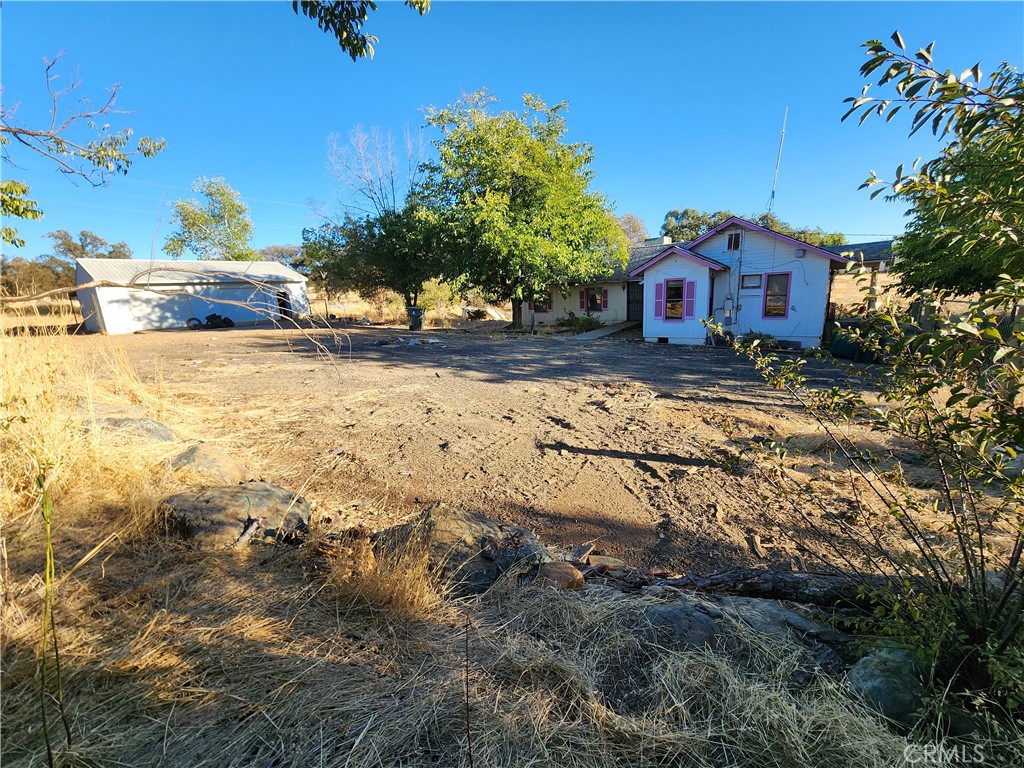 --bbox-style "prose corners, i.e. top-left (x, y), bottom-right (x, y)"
top-left (510, 298), bottom-right (523, 329)
top-left (656, 568), bottom-right (895, 608)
